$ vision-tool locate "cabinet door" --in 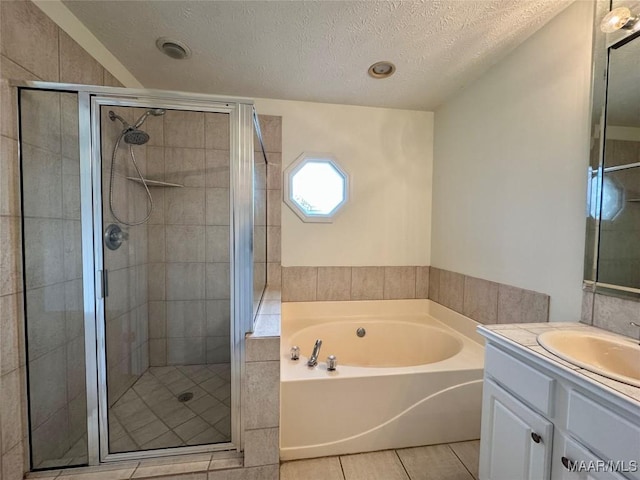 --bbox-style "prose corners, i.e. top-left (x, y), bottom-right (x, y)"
top-left (480, 379), bottom-right (554, 480)
top-left (552, 434), bottom-right (629, 480)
